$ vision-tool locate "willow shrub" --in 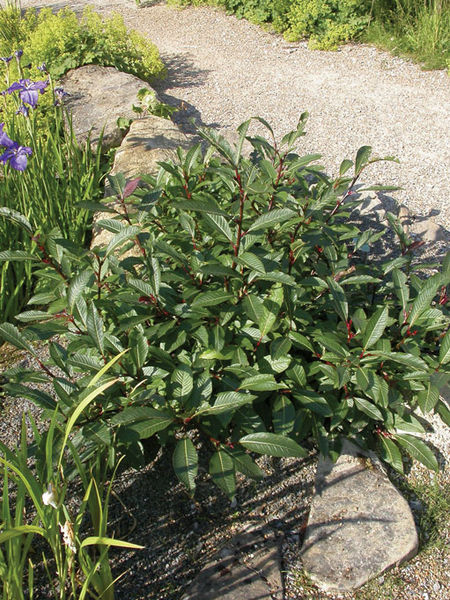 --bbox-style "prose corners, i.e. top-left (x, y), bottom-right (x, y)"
top-left (1, 116), bottom-right (449, 499)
